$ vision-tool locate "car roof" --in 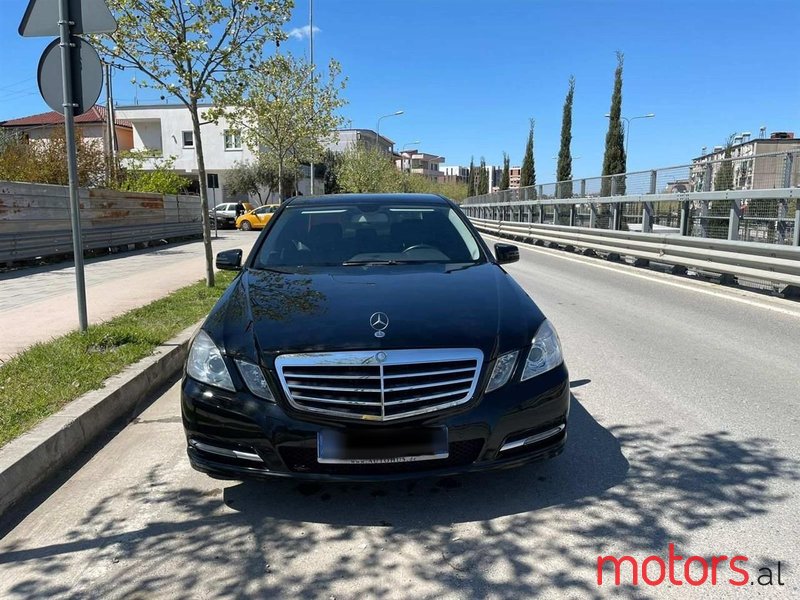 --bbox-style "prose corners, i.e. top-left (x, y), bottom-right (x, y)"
top-left (285, 193), bottom-right (449, 207)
